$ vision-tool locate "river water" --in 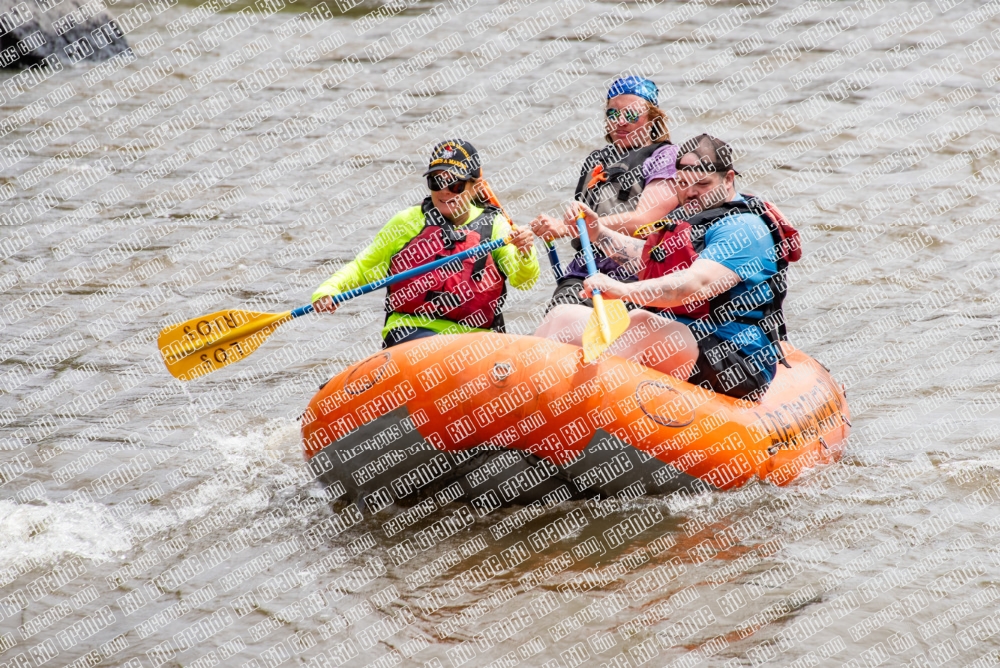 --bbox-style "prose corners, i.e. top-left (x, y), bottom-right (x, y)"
top-left (2, 0), bottom-right (1000, 665)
